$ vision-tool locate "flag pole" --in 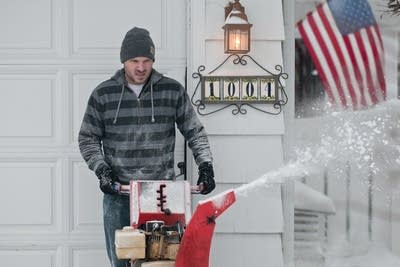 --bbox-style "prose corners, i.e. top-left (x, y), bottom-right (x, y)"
top-left (345, 161), bottom-right (351, 242)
